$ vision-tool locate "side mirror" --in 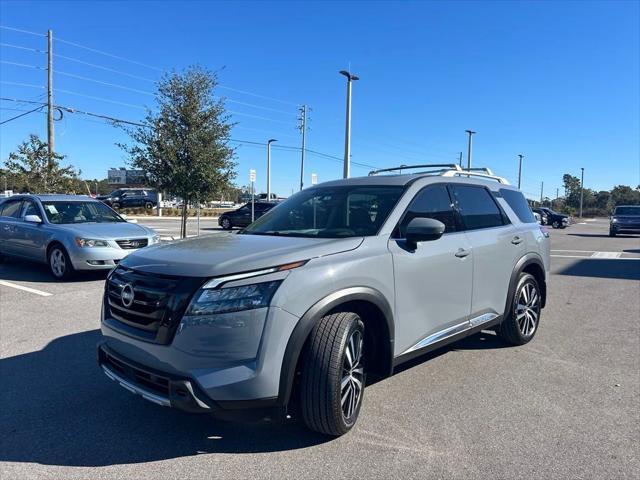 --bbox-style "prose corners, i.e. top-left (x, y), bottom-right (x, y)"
top-left (24, 214), bottom-right (42, 224)
top-left (405, 217), bottom-right (445, 249)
